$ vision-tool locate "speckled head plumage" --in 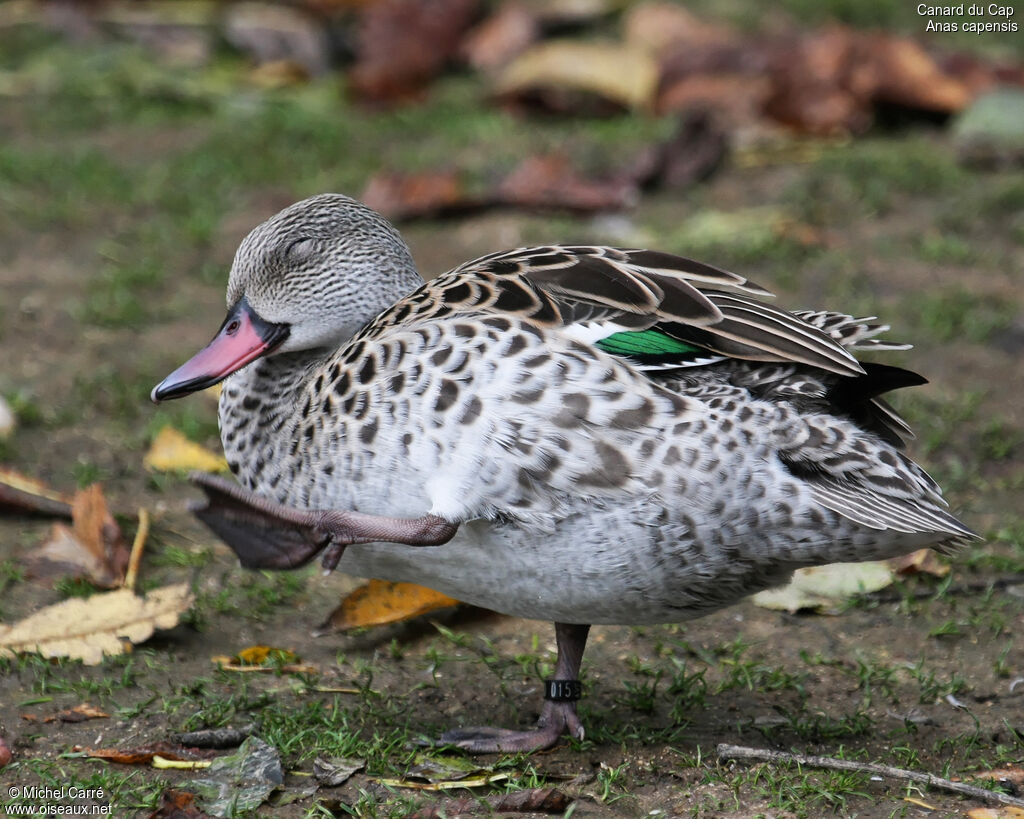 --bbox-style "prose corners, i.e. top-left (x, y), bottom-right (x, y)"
top-left (227, 193), bottom-right (422, 354)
